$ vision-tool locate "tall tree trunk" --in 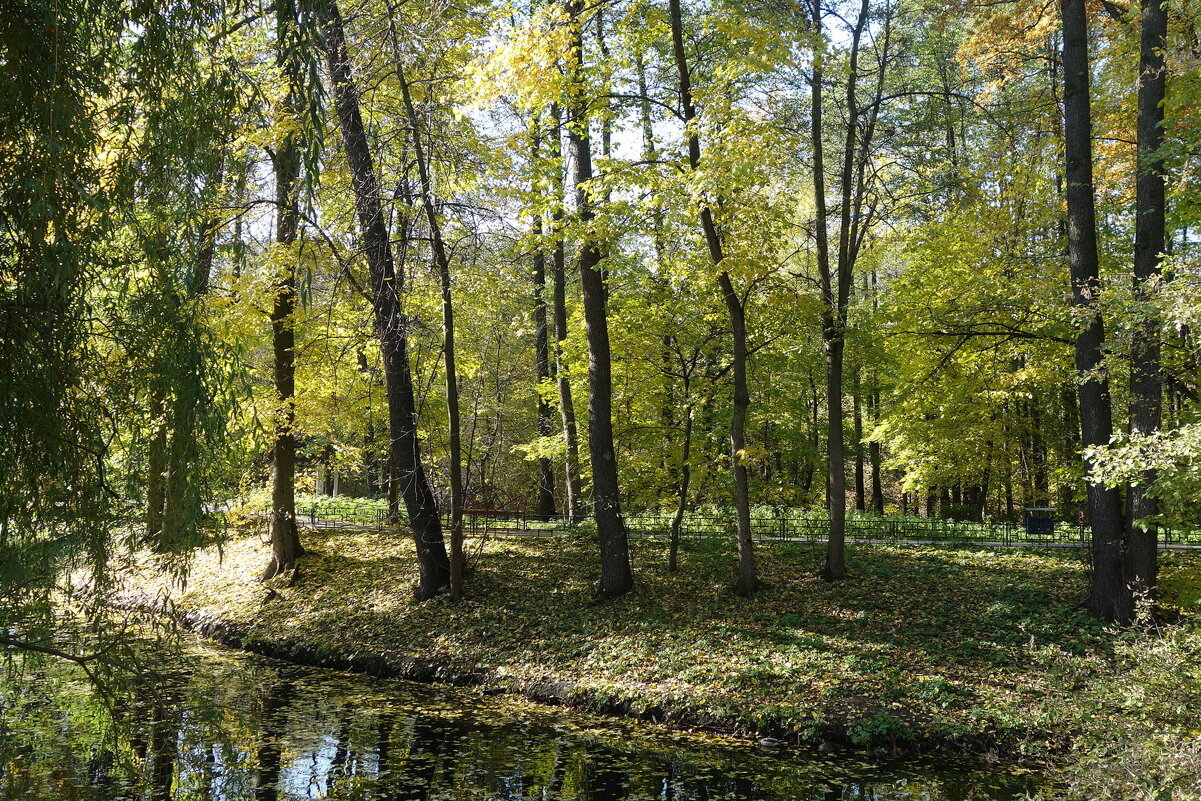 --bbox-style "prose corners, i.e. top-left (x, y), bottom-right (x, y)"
top-left (869, 385), bottom-right (884, 514)
top-left (811, 0), bottom-right (868, 581)
top-left (804, 372), bottom-right (819, 498)
top-left (1059, 381), bottom-right (1081, 517)
top-left (1126, 0), bottom-right (1166, 601)
top-left (530, 128), bottom-right (558, 520)
top-left (668, 0), bottom-right (759, 596)
top-left (720, 271), bottom-right (759, 596)
top-left (549, 103), bottom-right (583, 523)
top-left (853, 368), bottom-right (865, 512)
top-left (533, 215), bottom-right (558, 520)
top-left (1060, 0), bottom-right (1132, 623)
top-left (669, 399), bottom-right (694, 573)
top-left (867, 269), bottom-right (884, 515)
top-left (262, 73), bottom-right (303, 581)
top-left (323, 0), bottom-right (449, 599)
top-left (566, 0), bottom-right (633, 599)
top-left (392, 50), bottom-right (465, 600)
